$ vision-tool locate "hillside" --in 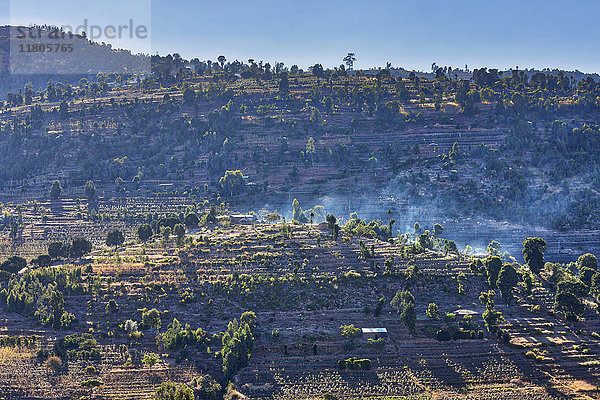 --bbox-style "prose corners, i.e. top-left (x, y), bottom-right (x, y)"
top-left (1, 55), bottom-right (600, 258)
top-left (0, 46), bottom-right (600, 400)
